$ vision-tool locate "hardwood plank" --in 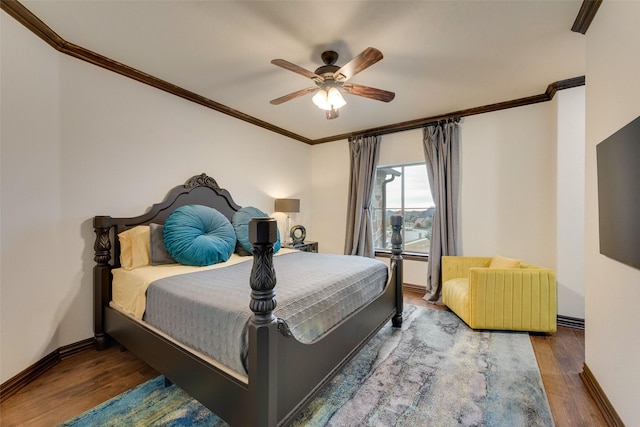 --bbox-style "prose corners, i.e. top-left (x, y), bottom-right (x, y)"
top-left (0, 291), bottom-right (607, 426)
top-left (529, 324), bottom-right (606, 426)
top-left (0, 346), bottom-right (158, 427)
